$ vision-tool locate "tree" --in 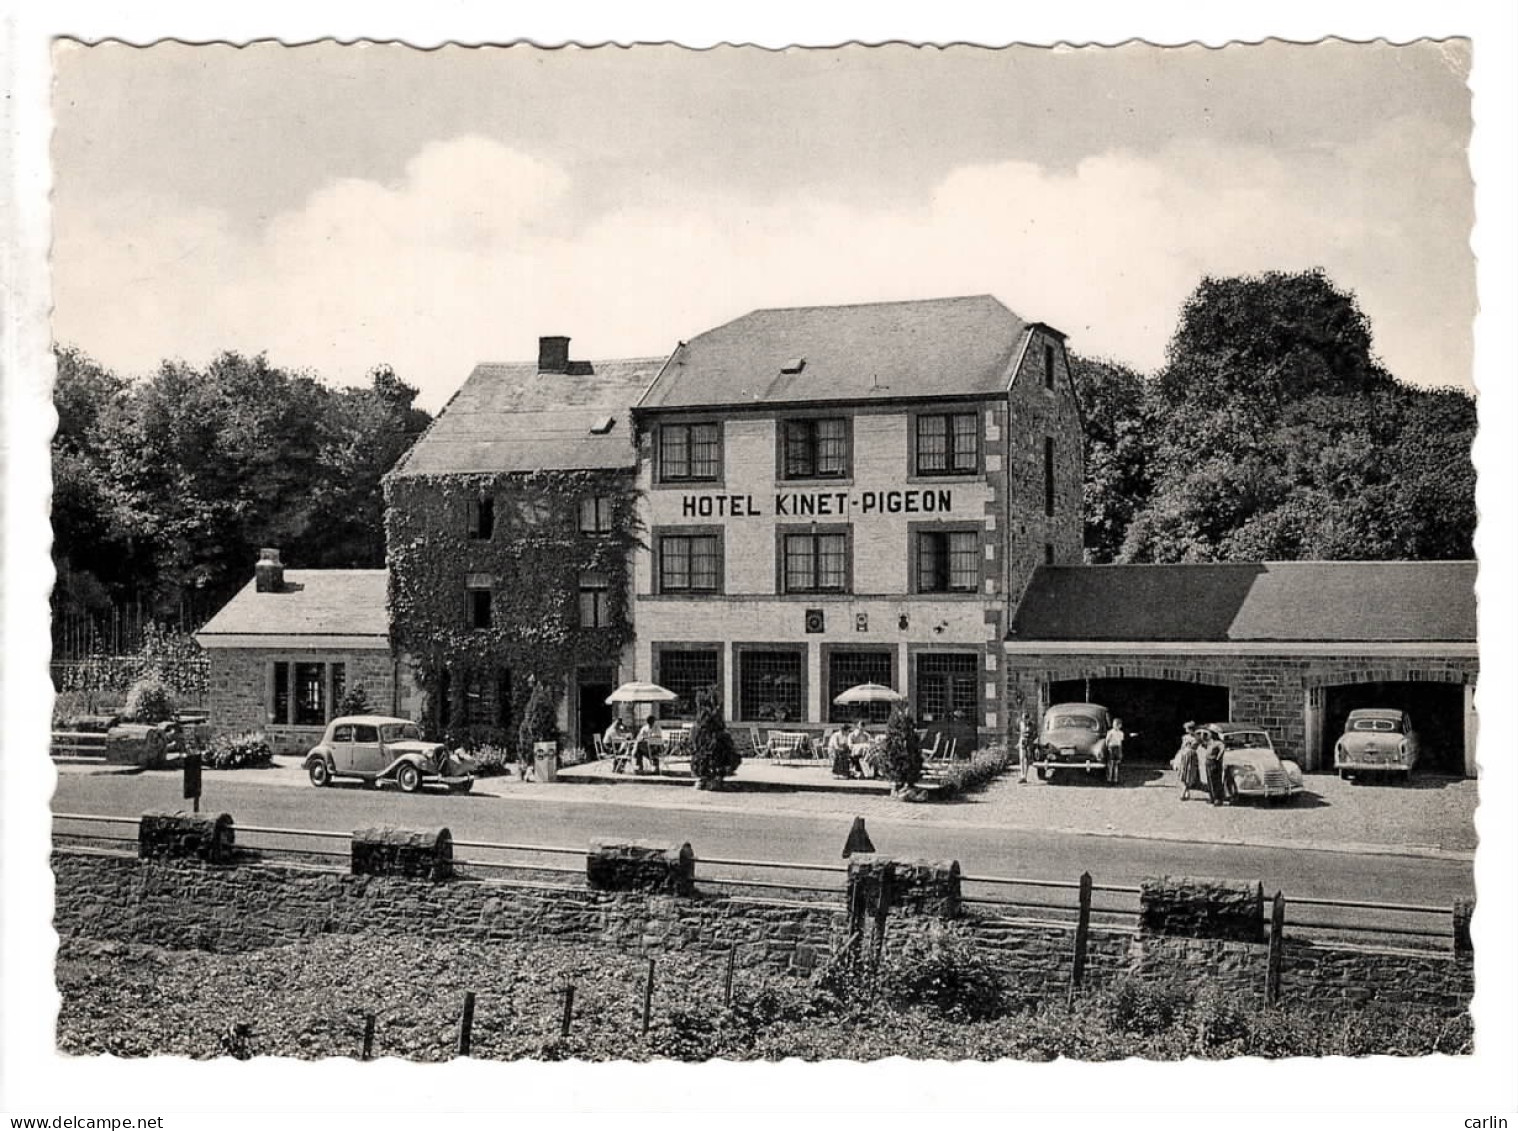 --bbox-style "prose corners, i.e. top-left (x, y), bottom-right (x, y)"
top-left (875, 702), bottom-right (924, 793)
top-left (516, 679), bottom-right (560, 763)
top-left (688, 685), bottom-right (741, 789)
top-left (1069, 353), bottom-right (1152, 562)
